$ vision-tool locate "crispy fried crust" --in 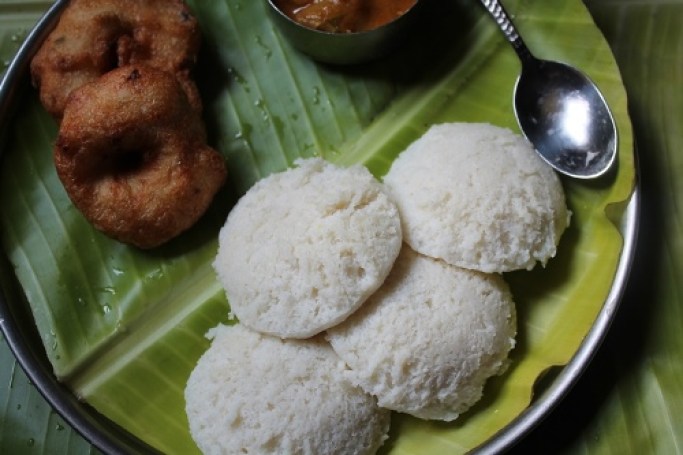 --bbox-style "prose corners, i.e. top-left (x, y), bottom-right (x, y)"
top-left (55, 65), bottom-right (226, 248)
top-left (31, 0), bottom-right (201, 119)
